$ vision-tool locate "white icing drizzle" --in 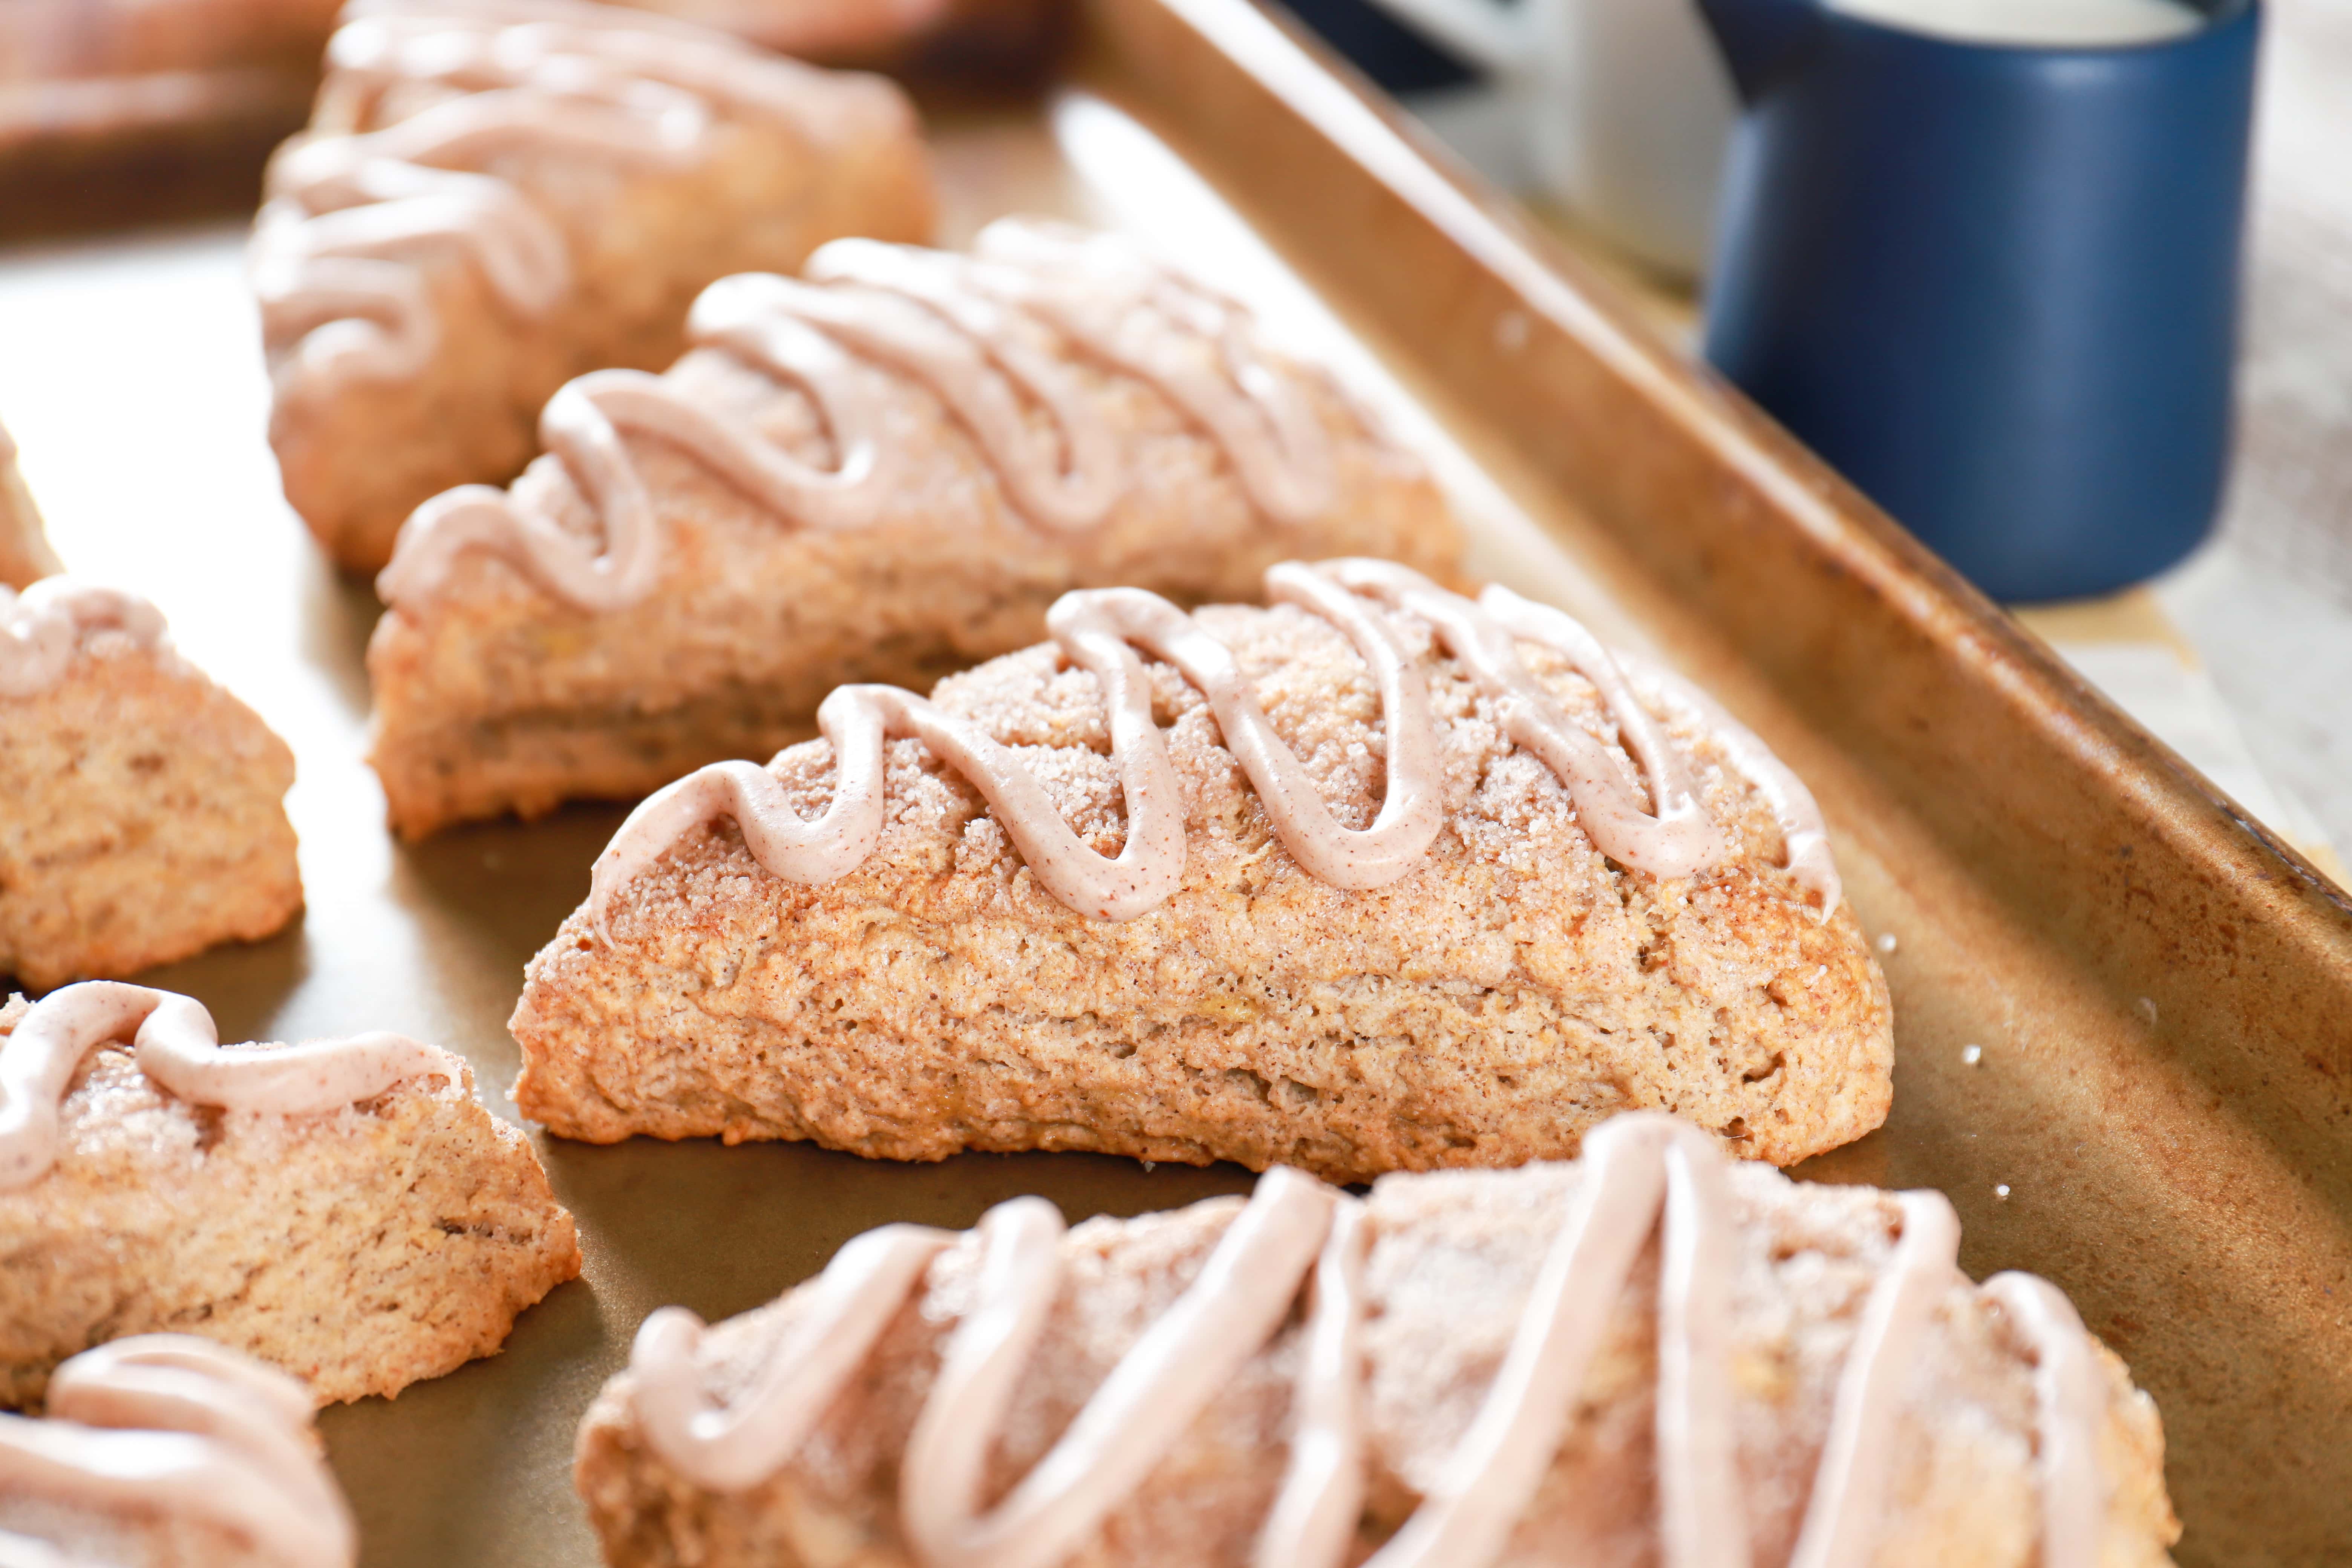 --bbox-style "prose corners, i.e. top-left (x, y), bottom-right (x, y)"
top-left (1253, 1200), bottom-right (1368, 1568)
top-left (374, 220), bottom-right (1338, 613)
top-left (0, 579), bottom-right (167, 700)
top-left (1604, 643), bottom-right (1844, 920)
top-left (0, 982), bottom-right (455, 1193)
top-left (0, 1335), bottom-right (354, 1568)
top-left (905, 1172), bottom-right (1338, 1568)
top-left (586, 559), bottom-right (1838, 931)
top-left (1361, 1117), bottom-right (1747, 1567)
top-left (633, 1224), bottom-right (956, 1492)
top-left (0, 416), bottom-right (58, 588)
top-left (1657, 1113), bottom-right (1750, 1568)
top-left (1329, 561), bottom-right (1720, 880)
top-left (624, 1112), bottom-right (2110, 1568)
top-left (1784, 1190), bottom-right (1962, 1568)
top-left (252, 1), bottom-right (842, 398)
top-left (1984, 1273), bottom-right (2111, 1568)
